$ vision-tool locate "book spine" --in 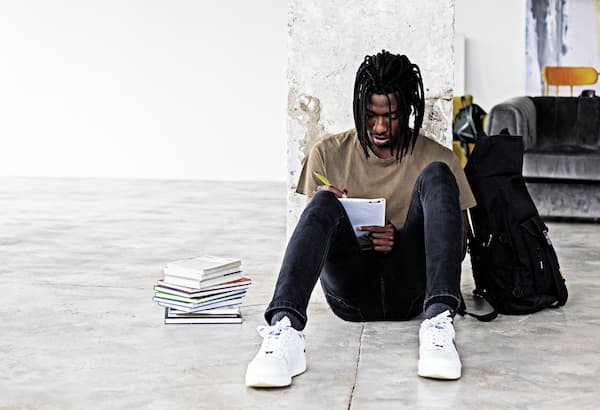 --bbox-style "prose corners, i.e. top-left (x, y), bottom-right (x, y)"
top-left (164, 318), bottom-right (243, 324)
top-left (154, 284), bottom-right (251, 299)
top-left (162, 276), bottom-right (202, 289)
top-left (162, 273), bottom-right (243, 290)
top-left (203, 262), bottom-right (241, 275)
top-left (163, 266), bottom-right (241, 281)
top-left (163, 266), bottom-right (206, 280)
top-left (167, 307), bottom-right (240, 316)
top-left (157, 300), bottom-right (243, 313)
top-left (155, 289), bottom-right (247, 305)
